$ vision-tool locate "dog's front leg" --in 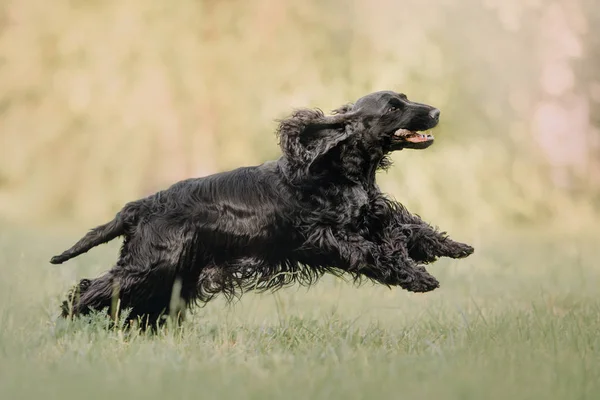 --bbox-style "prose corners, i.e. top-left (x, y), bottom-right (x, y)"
top-left (370, 197), bottom-right (474, 263)
top-left (401, 223), bottom-right (474, 263)
top-left (364, 234), bottom-right (440, 293)
top-left (387, 204), bottom-right (473, 262)
top-left (299, 228), bottom-right (439, 293)
top-left (361, 255), bottom-right (441, 293)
